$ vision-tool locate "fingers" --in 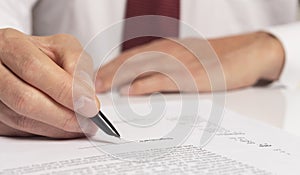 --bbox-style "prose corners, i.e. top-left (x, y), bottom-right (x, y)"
top-left (0, 29), bottom-right (99, 117)
top-left (0, 31), bottom-right (74, 110)
top-left (95, 39), bottom-right (196, 94)
top-left (0, 101), bottom-right (88, 138)
top-left (33, 34), bottom-right (100, 116)
top-left (0, 121), bottom-right (33, 137)
top-left (96, 48), bottom-right (173, 93)
top-left (31, 34), bottom-right (94, 77)
top-left (95, 40), bottom-right (162, 93)
top-left (96, 51), bottom-right (138, 93)
top-left (0, 29), bottom-right (99, 138)
top-left (0, 63), bottom-right (96, 134)
top-left (119, 73), bottom-right (178, 95)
